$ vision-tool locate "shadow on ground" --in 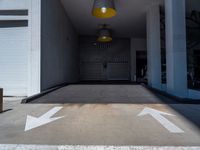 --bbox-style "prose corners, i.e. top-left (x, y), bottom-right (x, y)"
top-left (25, 84), bottom-right (200, 130)
top-left (27, 84), bottom-right (179, 104)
